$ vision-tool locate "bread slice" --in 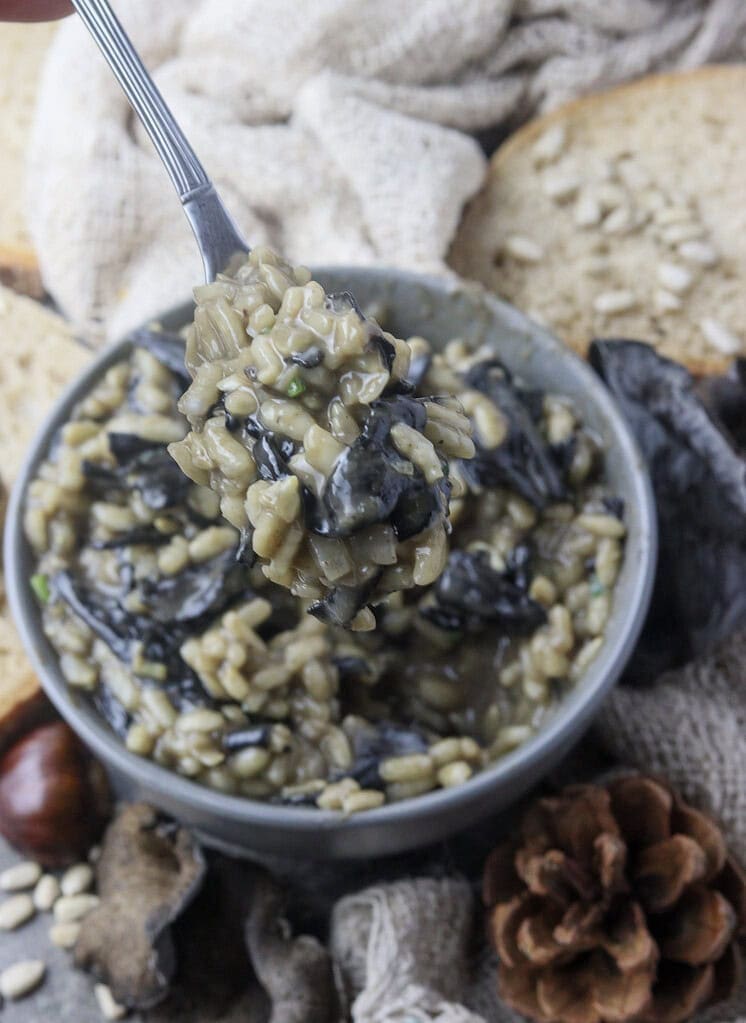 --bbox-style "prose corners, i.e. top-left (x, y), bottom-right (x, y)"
top-left (0, 284), bottom-right (91, 486)
top-left (0, 21), bottom-right (57, 298)
top-left (0, 286), bottom-right (91, 750)
top-left (449, 66), bottom-right (746, 375)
